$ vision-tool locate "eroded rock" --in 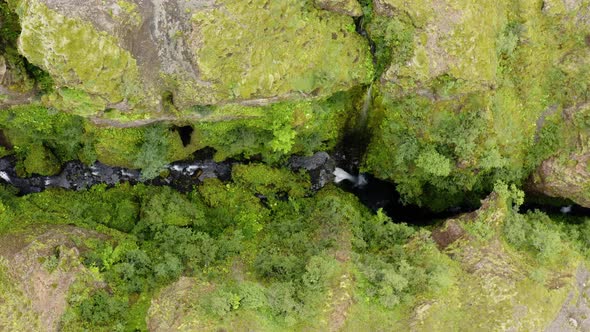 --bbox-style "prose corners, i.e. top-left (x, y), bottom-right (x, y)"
top-left (289, 151), bottom-right (336, 191)
top-left (0, 225), bottom-right (105, 332)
